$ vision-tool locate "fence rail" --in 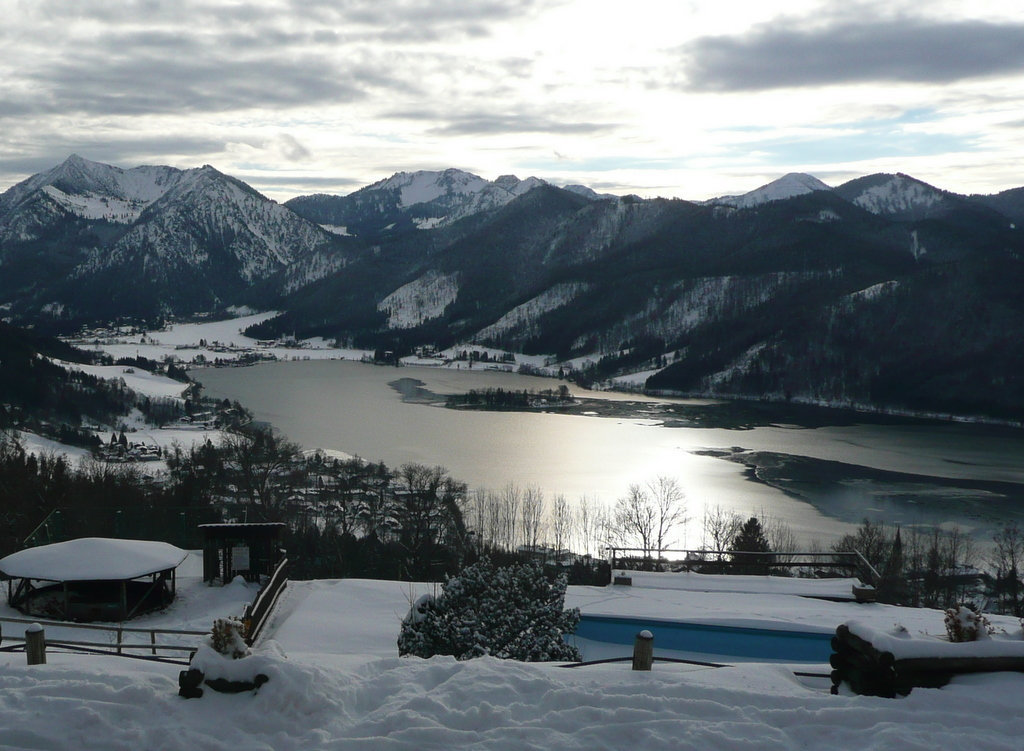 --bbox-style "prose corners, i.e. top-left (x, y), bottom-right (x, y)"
top-left (606, 548), bottom-right (881, 584)
top-left (243, 555), bottom-right (289, 647)
top-left (0, 616), bottom-right (207, 663)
